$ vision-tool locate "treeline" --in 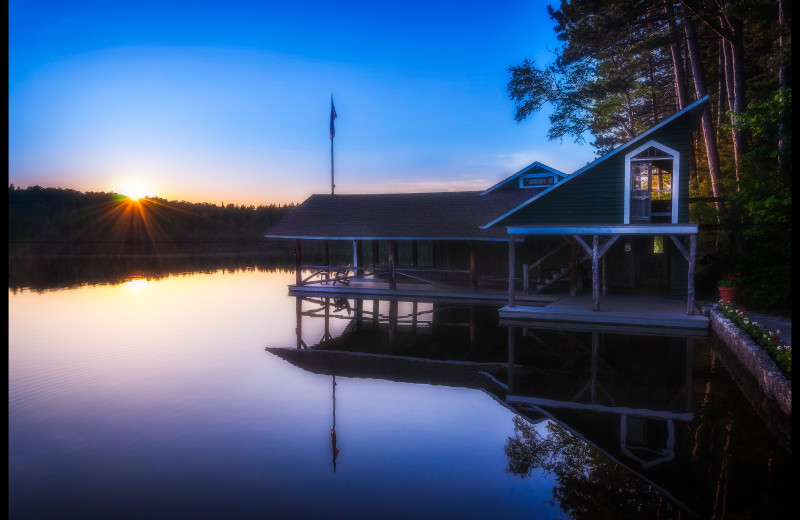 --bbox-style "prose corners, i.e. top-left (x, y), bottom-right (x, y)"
top-left (8, 185), bottom-right (296, 246)
top-left (508, 0), bottom-right (791, 308)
